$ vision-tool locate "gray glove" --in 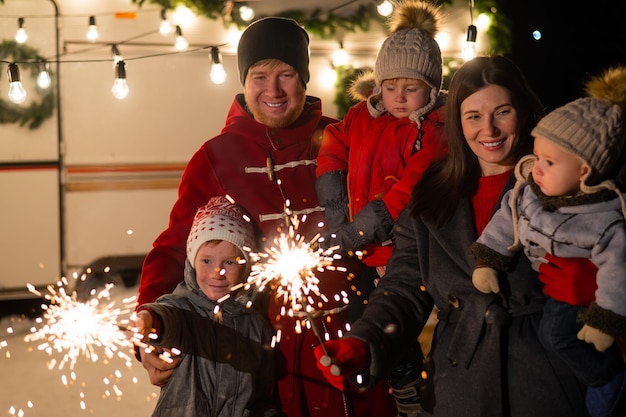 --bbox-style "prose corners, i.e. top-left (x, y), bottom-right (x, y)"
top-left (316, 171), bottom-right (349, 231)
top-left (322, 199), bottom-right (394, 252)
